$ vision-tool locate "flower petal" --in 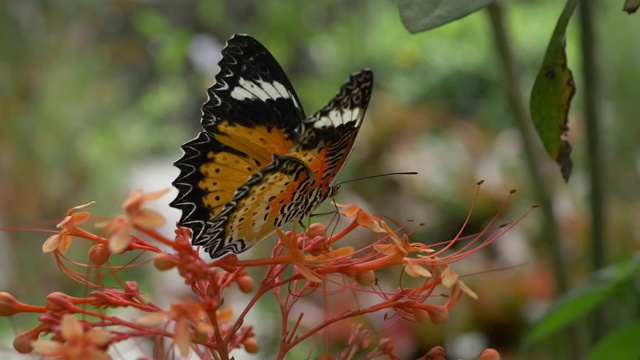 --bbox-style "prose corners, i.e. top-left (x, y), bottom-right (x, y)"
top-left (297, 266), bottom-right (322, 283)
top-left (374, 244), bottom-right (401, 256)
top-left (404, 259), bottom-right (432, 278)
top-left (140, 188), bottom-right (170, 203)
top-left (174, 317), bottom-right (191, 357)
top-left (457, 279), bottom-right (478, 300)
top-left (58, 234), bottom-right (74, 253)
top-left (132, 209), bottom-right (166, 229)
top-left (61, 314), bottom-right (84, 342)
top-left (86, 348), bottom-right (113, 360)
top-left (30, 340), bottom-right (64, 356)
top-left (122, 189), bottom-right (143, 213)
top-left (109, 222), bottom-right (131, 254)
top-left (216, 308), bottom-right (234, 323)
top-left (440, 266), bottom-right (458, 288)
top-left (67, 202), bottom-right (96, 216)
top-left (42, 234), bottom-right (62, 253)
top-left (84, 329), bottom-right (111, 346)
